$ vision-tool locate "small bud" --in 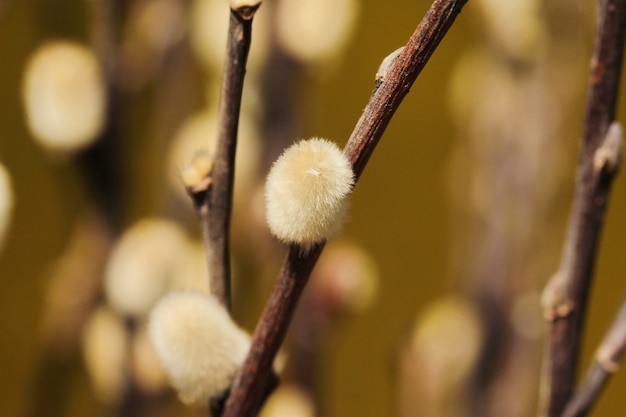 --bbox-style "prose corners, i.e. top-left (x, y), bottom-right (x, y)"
top-left (168, 110), bottom-right (260, 206)
top-left (104, 219), bottom-right (188, 317)
top-left (265, 138), bottom-right (354, 249)
top-left (148, 291), bottom-right (251, 405)
top-left (22, 41), bottom-right (106, 153)
top-left (593, 122), bottom-right (623, 174)
top-left (375, 47), bottom-right (404, 84)
top-left (181, 151), bottom-right (213, 192)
